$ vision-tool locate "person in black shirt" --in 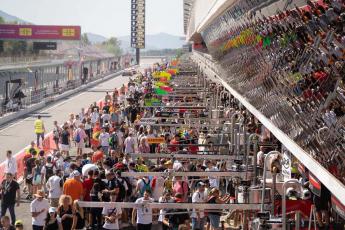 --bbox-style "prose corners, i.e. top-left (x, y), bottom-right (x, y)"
top-left (60, 126), bottom-right (70, 157)
top-left (0, 173), bottom-right (20, 226)
top-left (102, 171), bottom-right (119, 202)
